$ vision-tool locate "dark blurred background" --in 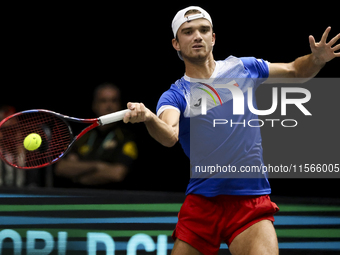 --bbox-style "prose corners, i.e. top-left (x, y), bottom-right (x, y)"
top-left (2, 2), bottom-right (339, 197)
